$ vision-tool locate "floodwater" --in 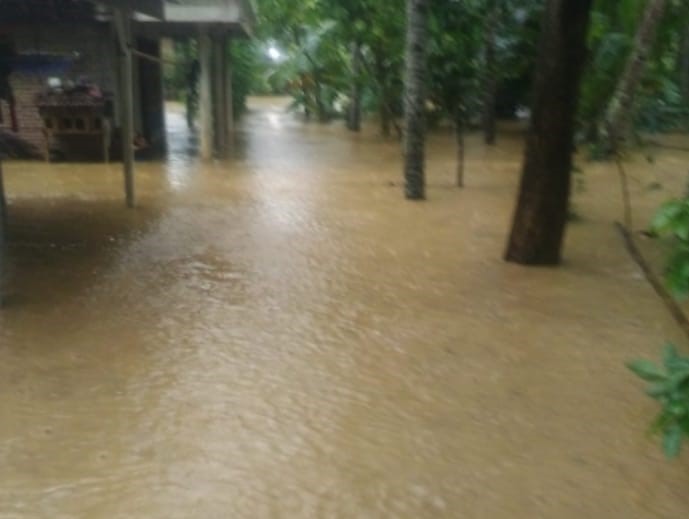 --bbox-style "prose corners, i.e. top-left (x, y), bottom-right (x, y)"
top-left (1, 98), bottom-right (689, 518)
